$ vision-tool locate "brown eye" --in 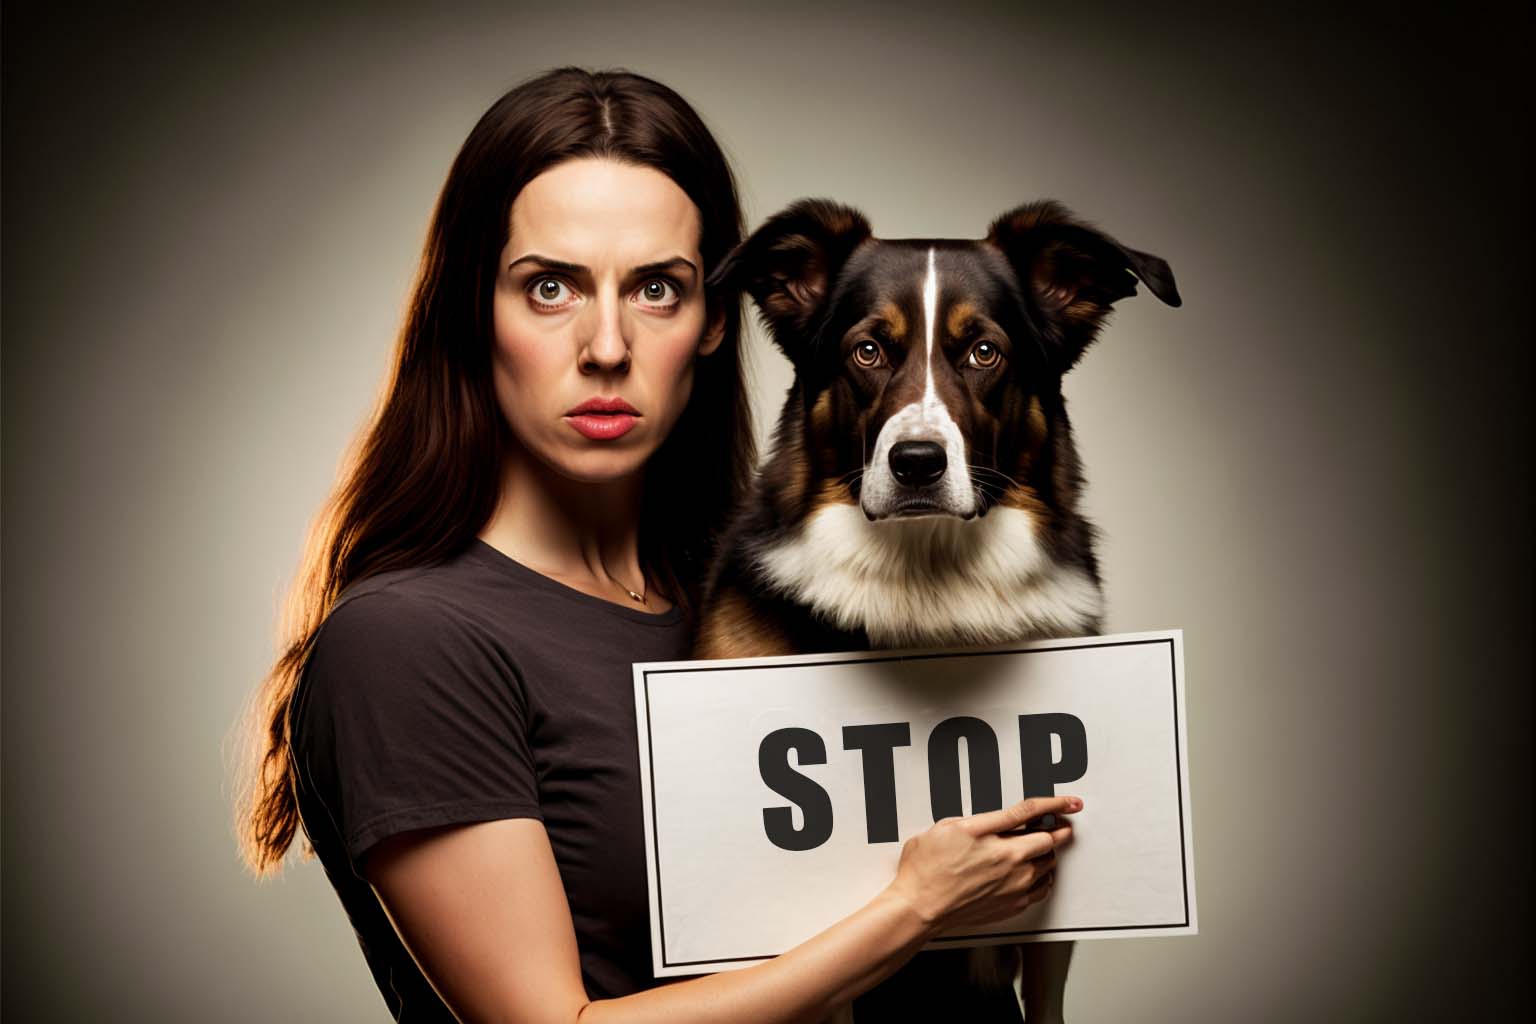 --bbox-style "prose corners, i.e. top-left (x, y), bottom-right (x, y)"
top-left (531, 277), bottom-right (574, 307)
top-left (638, 278), bottom-right (680, 307)
top-left (968, 341), bottom-right (1002, 369)
top-left (852, 340), bottom-right (884, 368)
